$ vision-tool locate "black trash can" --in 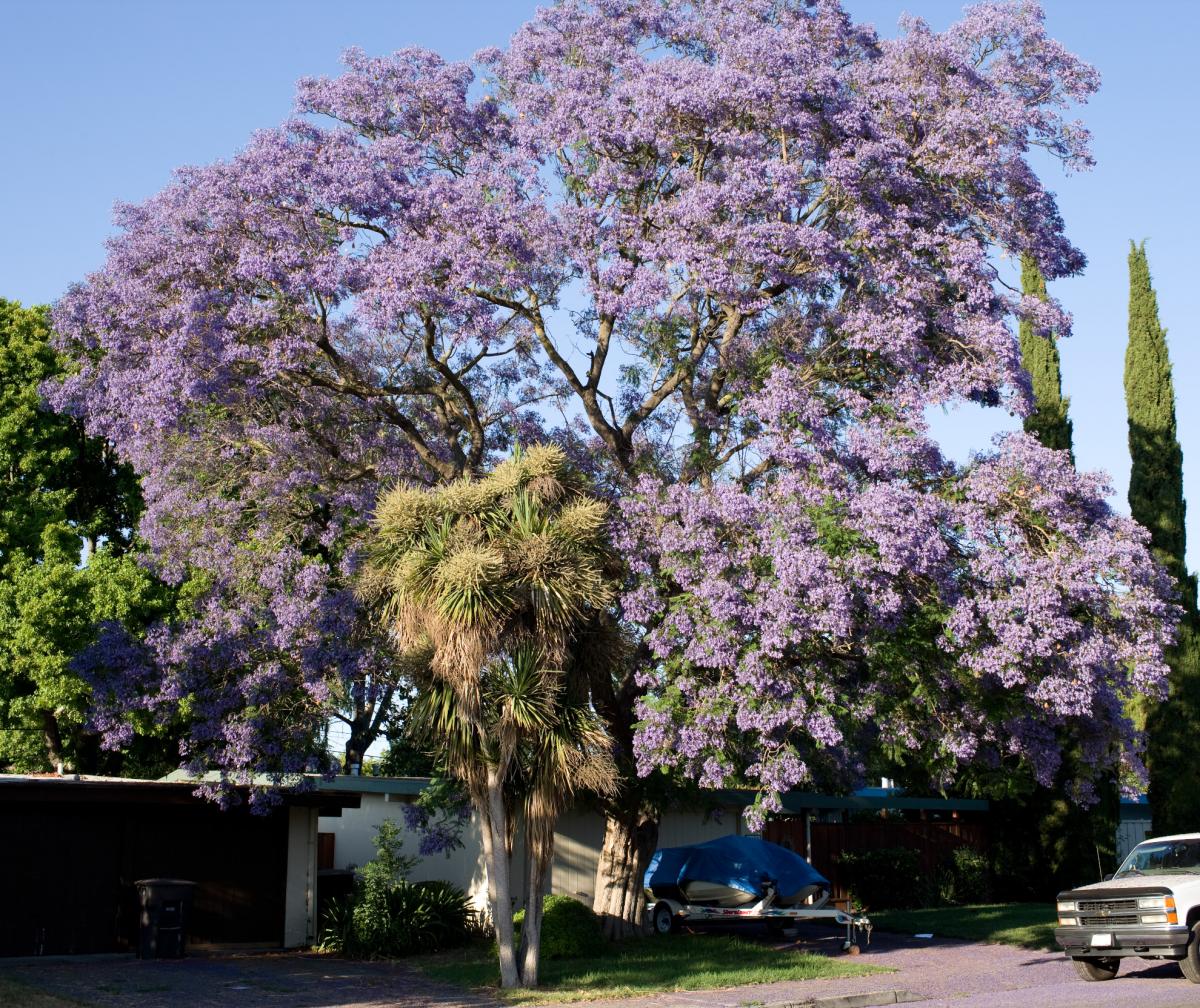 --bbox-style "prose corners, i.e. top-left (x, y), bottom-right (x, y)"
top-left (135, 879), bottom-right (197, 959)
